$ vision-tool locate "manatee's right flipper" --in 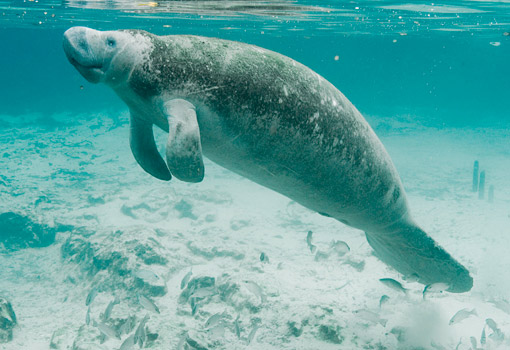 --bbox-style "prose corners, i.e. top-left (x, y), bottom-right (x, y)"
top-left (366, 225), bottom-right (473, 293)
top-left (162, 99), bottom-right (205, 183)
top-left (129, 114), bottom-right (172, 181)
